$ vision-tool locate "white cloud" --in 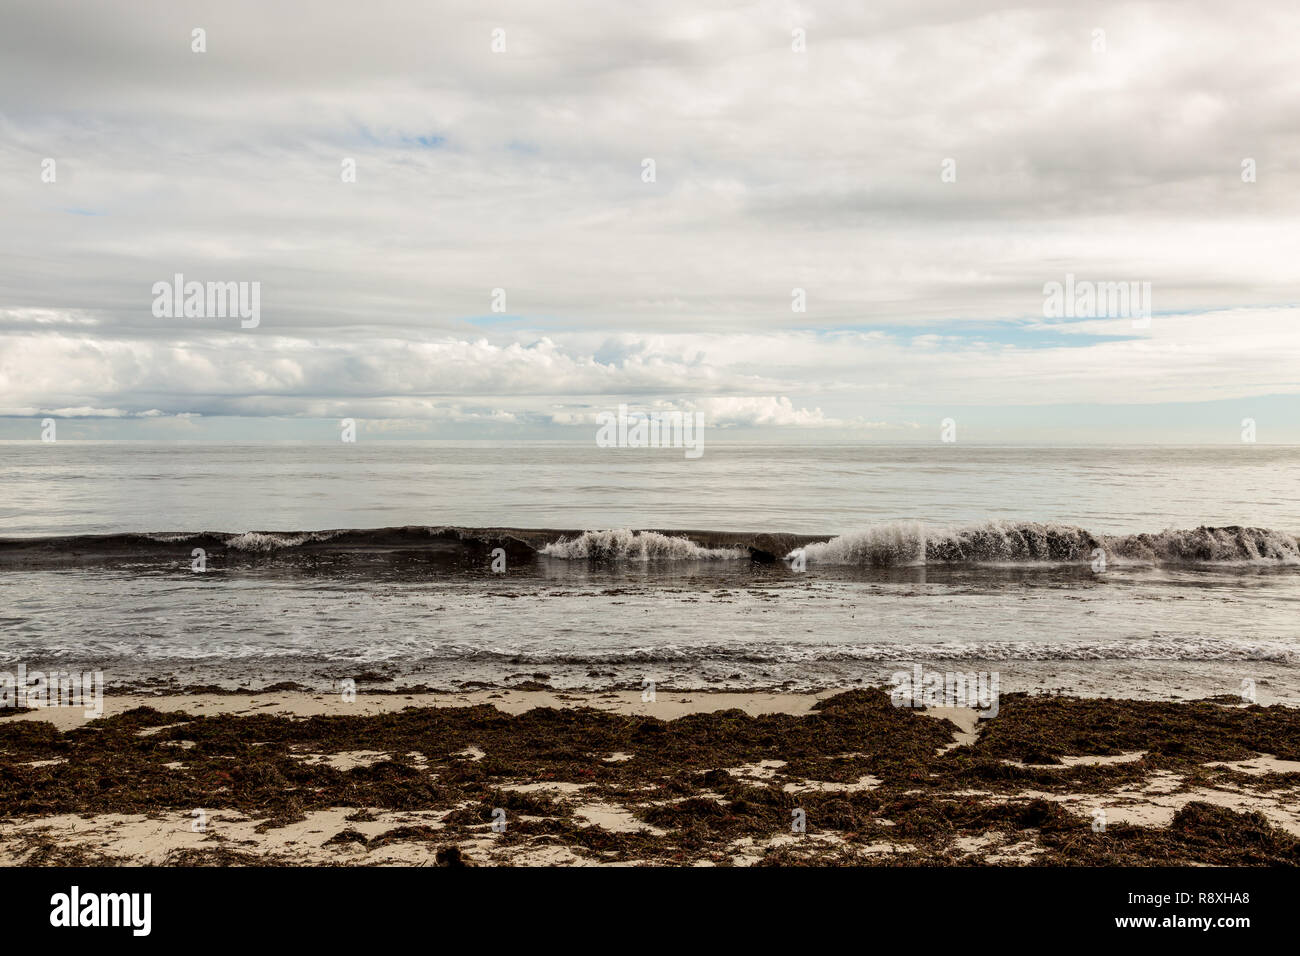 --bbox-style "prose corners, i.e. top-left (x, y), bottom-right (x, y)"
top-left (2, 306), bottom-right (1297, 428)
top-left (1, 0), bottom-right (1298, 437)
